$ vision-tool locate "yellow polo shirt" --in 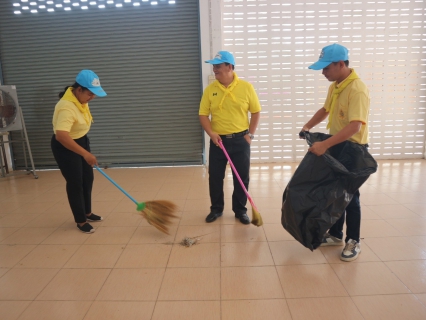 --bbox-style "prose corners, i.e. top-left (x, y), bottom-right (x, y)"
top-left (52, 100), bottom-right (91, 139)
top-left (199, 73), bottom-right (261, 135)
top-left (324, 73), bottom-right (370, 144)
